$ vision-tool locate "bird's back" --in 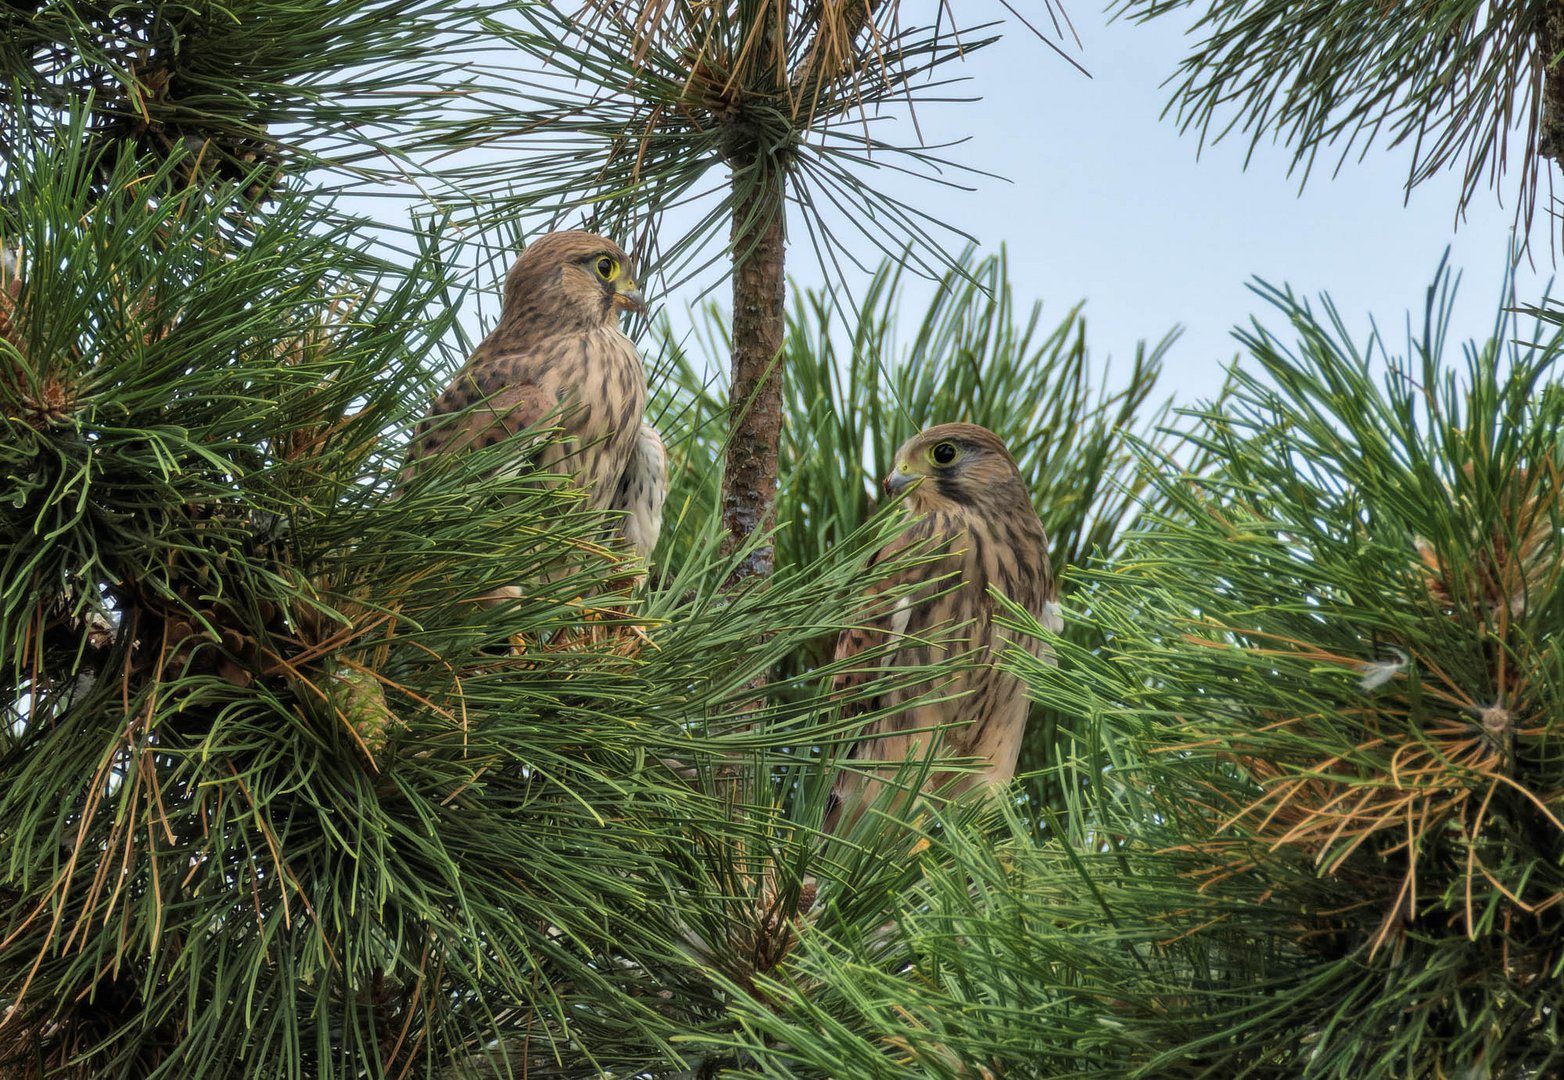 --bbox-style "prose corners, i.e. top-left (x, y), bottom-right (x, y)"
top-left (410, 322), bottom-right (646, 506)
